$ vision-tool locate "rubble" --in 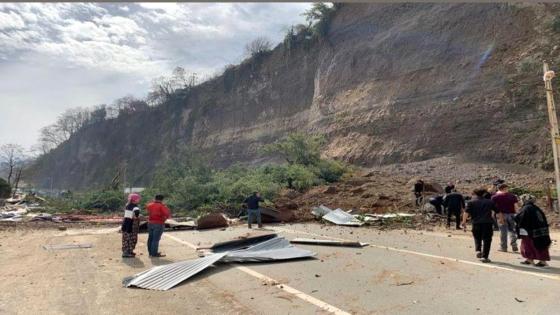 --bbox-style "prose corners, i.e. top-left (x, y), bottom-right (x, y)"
top-left (197, 213), bottom-right (228, 229)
